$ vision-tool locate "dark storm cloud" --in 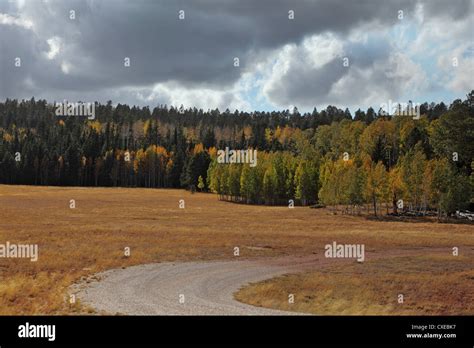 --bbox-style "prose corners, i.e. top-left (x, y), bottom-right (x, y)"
top-left (263, 34), bottom-right (396, 107)
top-left (268, 57), bottom-right (348, 106)
top-left (1, 0), bottom-right (418, 98)
top-left (422, 0), bottom-right (472, 20)
top-left (0, 0), bottom-right (470, 105)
